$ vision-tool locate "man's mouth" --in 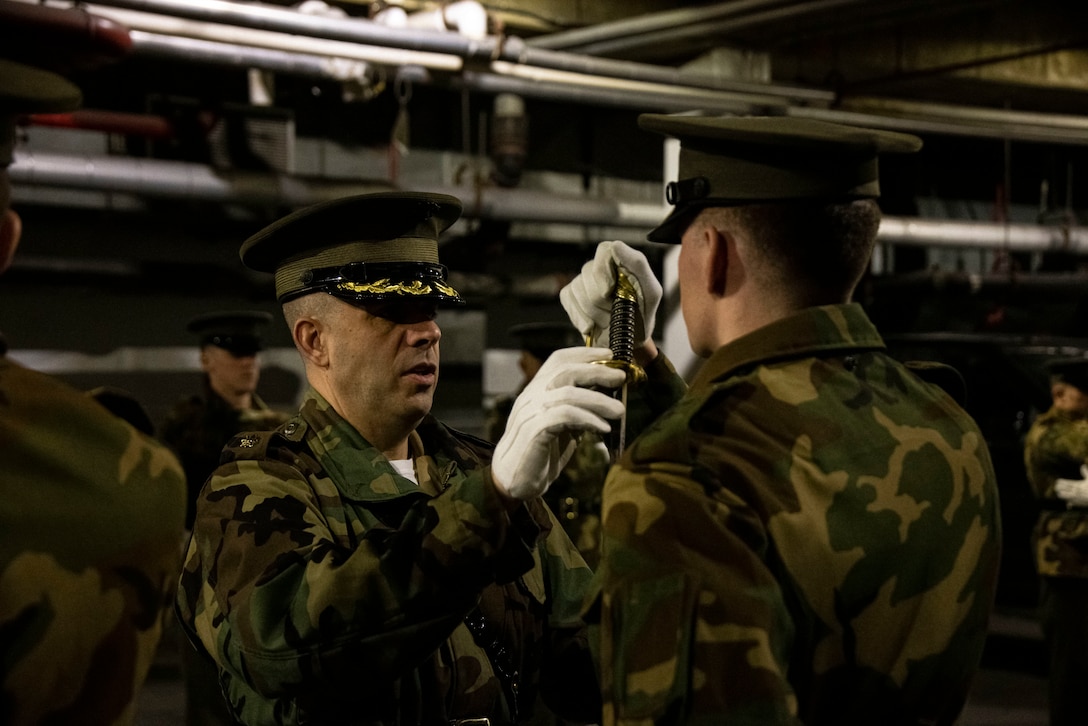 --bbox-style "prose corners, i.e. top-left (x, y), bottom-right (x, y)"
top-left (404, 362), bottom-right (437, 382)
